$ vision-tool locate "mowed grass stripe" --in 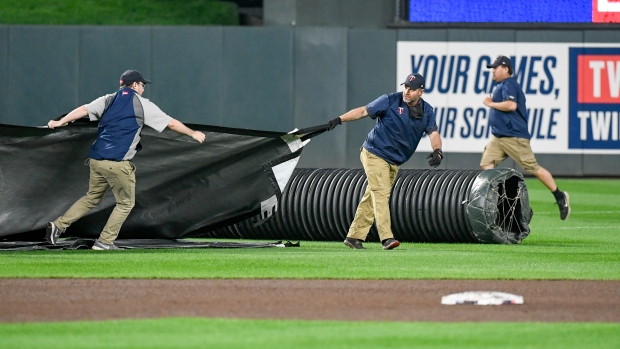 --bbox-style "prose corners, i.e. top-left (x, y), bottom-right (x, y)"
top-left (0, 318), bottom-right (618, 349)
top-left (0, 178), bottom-right (618, 280)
